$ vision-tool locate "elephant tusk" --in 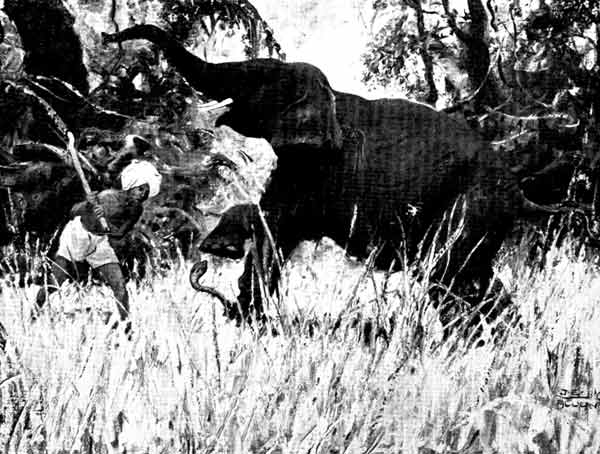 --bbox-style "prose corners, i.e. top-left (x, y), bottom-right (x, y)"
top-left (197, 98), bottom-right (233, 112)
